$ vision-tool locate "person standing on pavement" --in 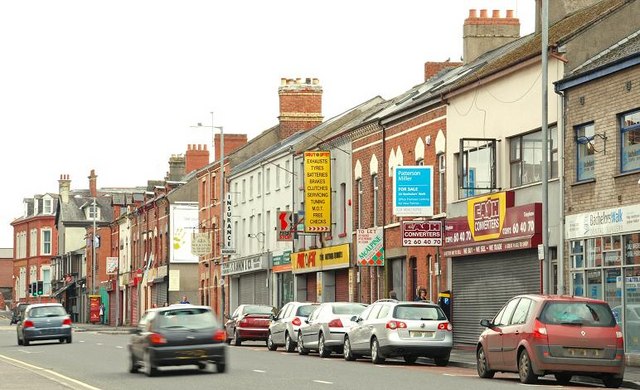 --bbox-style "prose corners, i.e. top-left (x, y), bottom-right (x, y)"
top-left (180, 296), bottom-right (190, 304)
top-left (99, 302), bottom-right (105, 324)
top-left (415, 288), bottom-right (428, 302)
